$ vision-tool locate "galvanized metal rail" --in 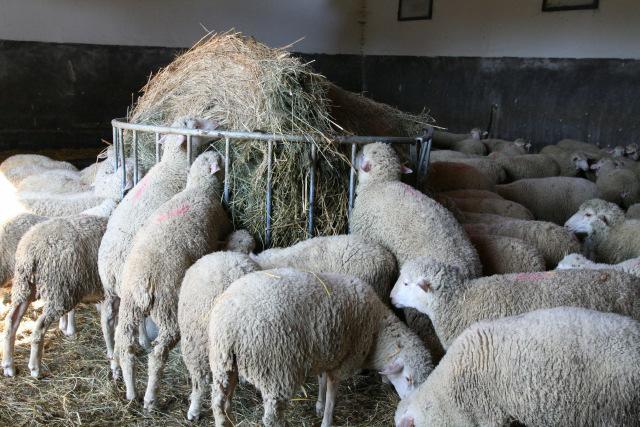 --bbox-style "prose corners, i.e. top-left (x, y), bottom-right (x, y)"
top-left (111, 118), bottom-right (432, 247)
